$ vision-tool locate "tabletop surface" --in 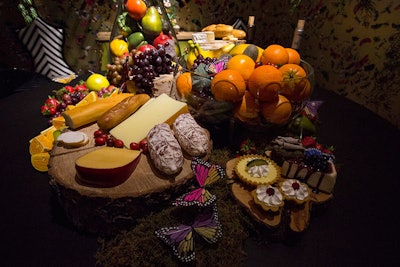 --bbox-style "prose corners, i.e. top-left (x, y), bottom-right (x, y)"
top-left (1, 73), bottom-right (399, 266)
